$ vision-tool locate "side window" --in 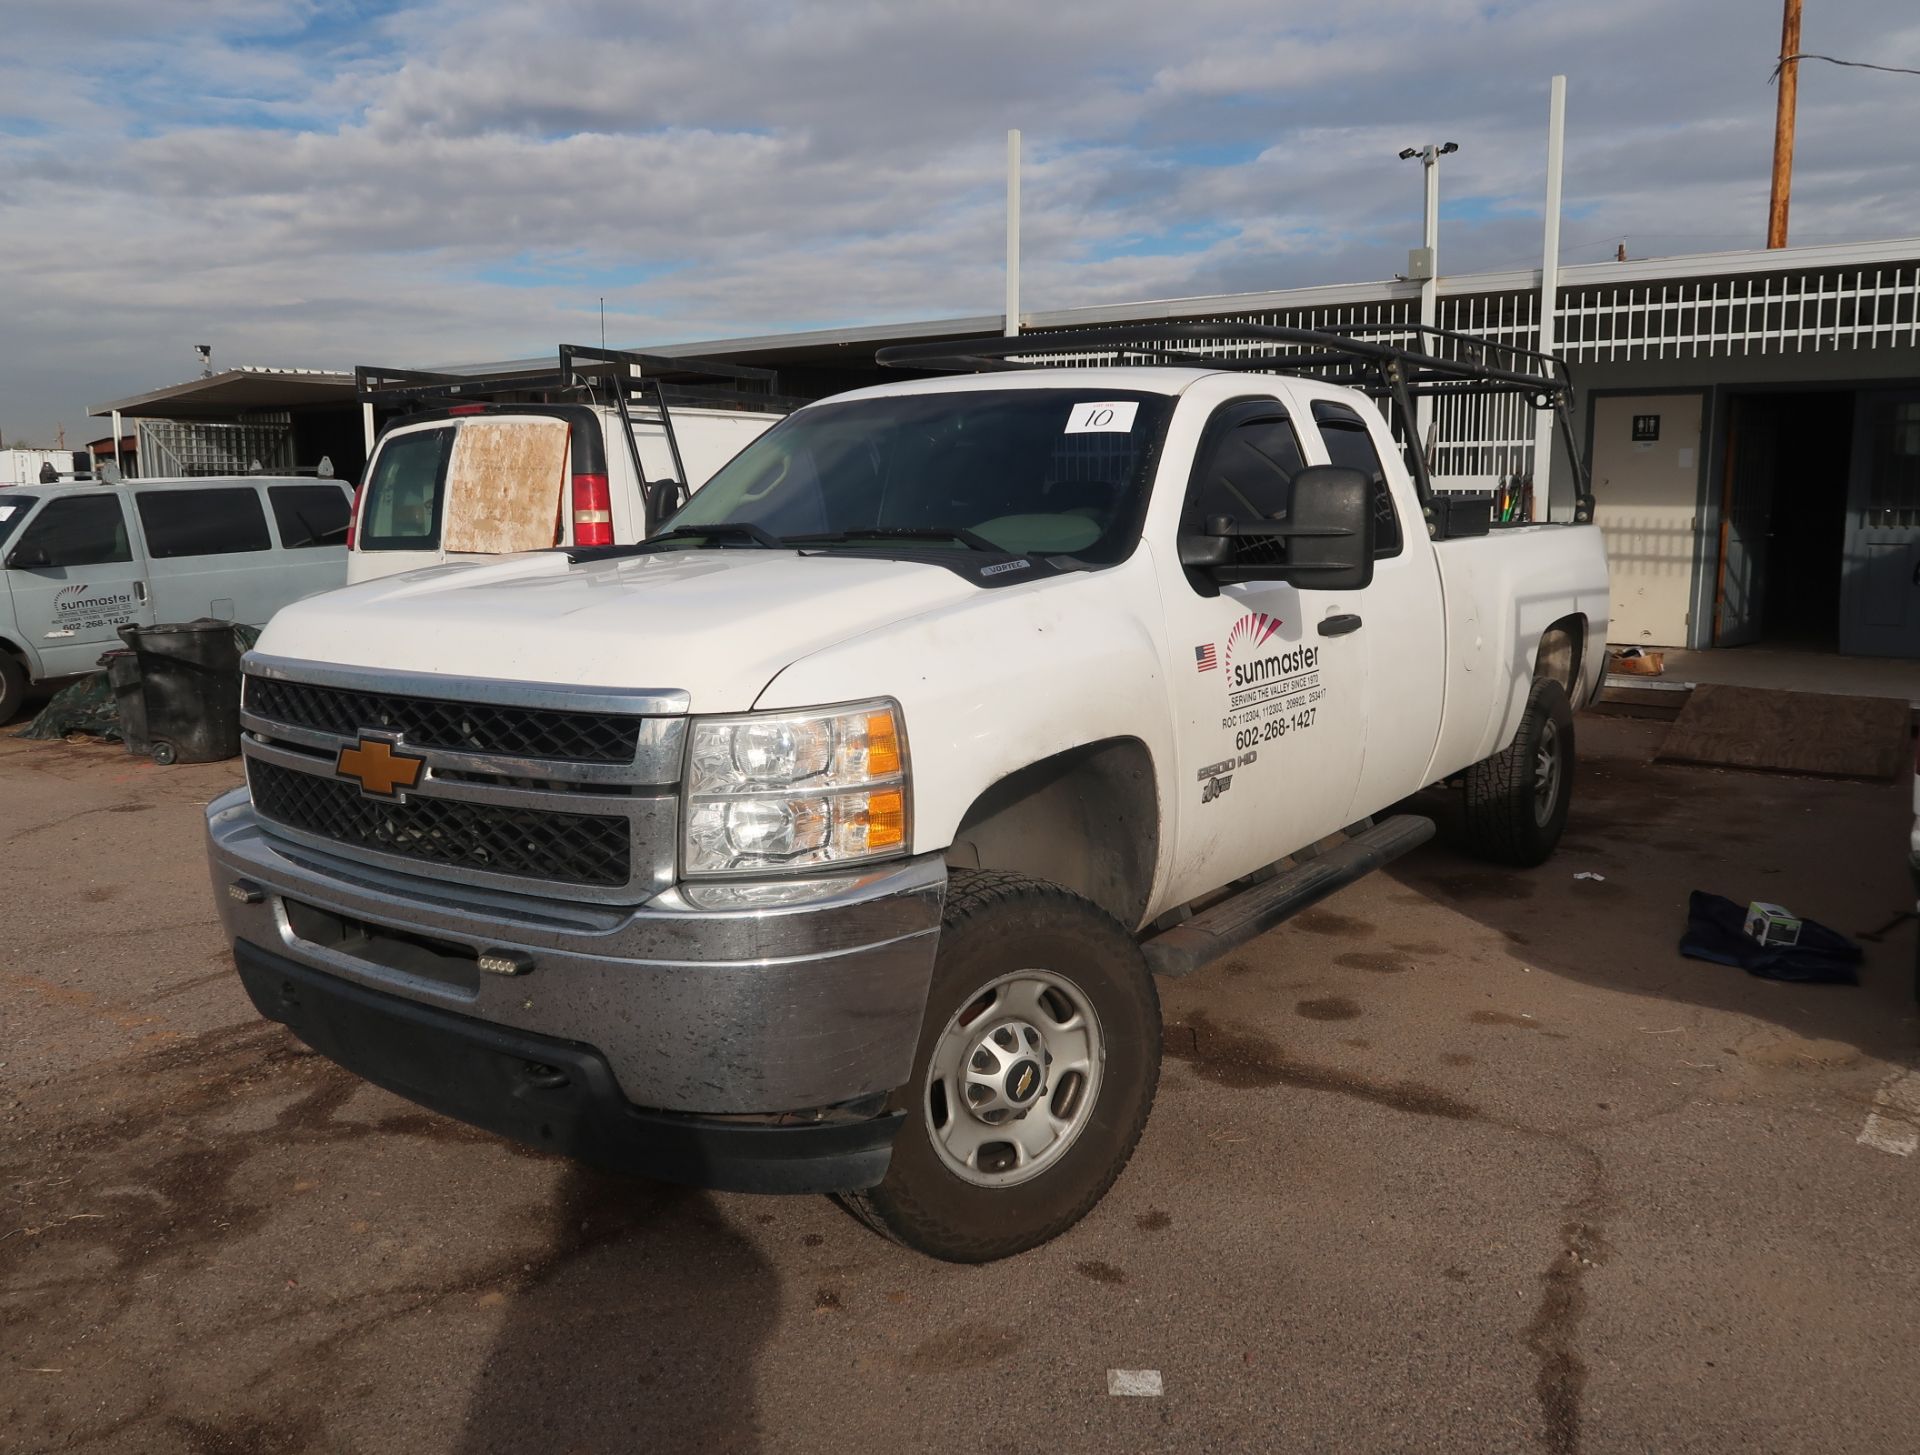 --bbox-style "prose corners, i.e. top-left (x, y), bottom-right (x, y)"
top-left (1185, 411), bottom-right (1307, 570)
top-left (268, 485), bottom-right (351, 549)
top-left (11, 495), bottom-right (131, 567)
top-left (136, 488), bottom-right (272, 559)
top-left (1311, 401), bottom-right (1402, 558)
